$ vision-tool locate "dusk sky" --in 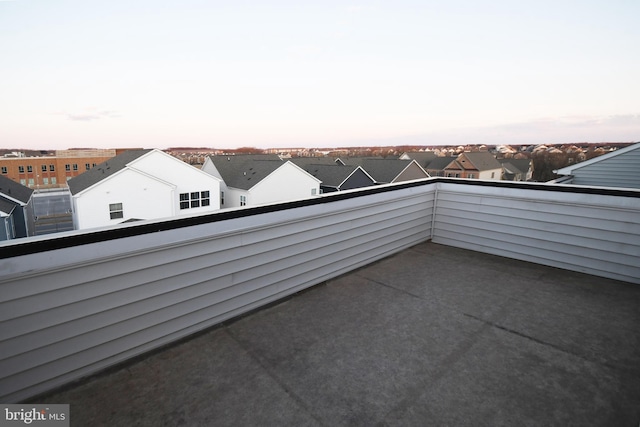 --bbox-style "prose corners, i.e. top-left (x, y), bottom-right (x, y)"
top-left (1, 0), bottom-right (639, 150)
